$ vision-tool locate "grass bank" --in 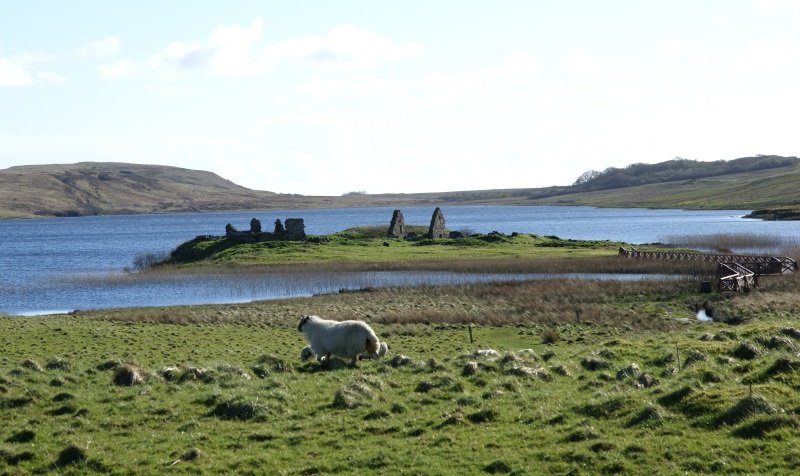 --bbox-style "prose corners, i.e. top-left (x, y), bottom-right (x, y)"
top-left (3, 271), bottom-right (800, 473)
top-left (164, 228), bottom-right (668, 270)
